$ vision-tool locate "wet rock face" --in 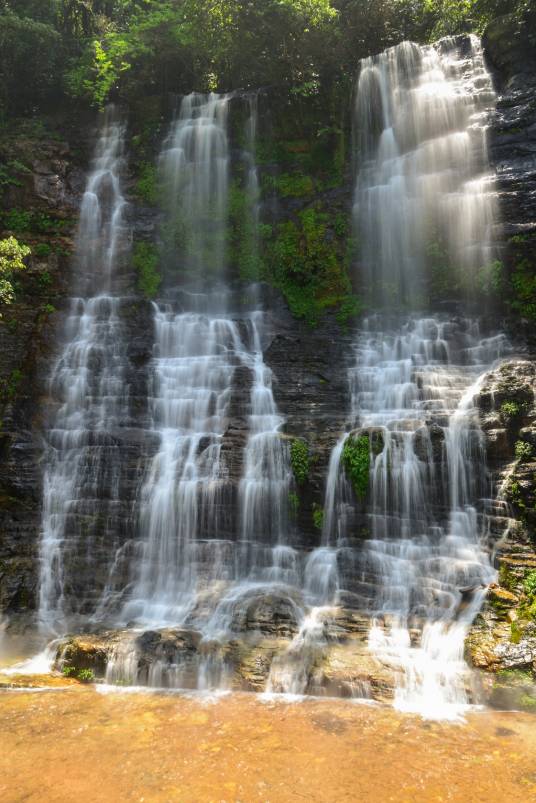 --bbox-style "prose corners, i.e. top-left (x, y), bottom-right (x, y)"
top-left (263, 300), bottom-right (354, 546)
top-left (467, 358), bottom-right (536, 688)
top-left (486, 16), bottom-right (536, 237)
top-left (0, 138), bottom-right (84, 626)
top-left (54, 610), bottom-right (398, 702)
